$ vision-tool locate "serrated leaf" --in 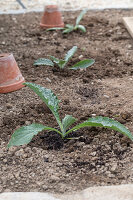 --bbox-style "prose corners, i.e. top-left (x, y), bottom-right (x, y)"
top-left (77, 25), bottom-right (86, 32)
top-left (76, 8), bottom-right (88, 25)
top-left (63, 28), bottom-right (74, 34)
top-left (23, 82), bottom-right (63, 132)
top-left (34, 58), bottom-right (54, 66)
top-left (64, 46), bottom-right (77, 62)
top-left (47, 27), bottom-right (64, 31)
top-left (50, 56), bottom-right (60, 64)
top-left (65, 116), bottom-right (133, 141)
top-left (62, 115), bottom-right (77, 135)
top-left (8, 124), bottom-right (62, 148)
top-left (70, 59), bottom-right (95, 70)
